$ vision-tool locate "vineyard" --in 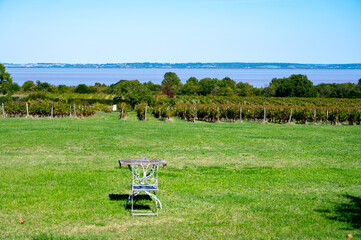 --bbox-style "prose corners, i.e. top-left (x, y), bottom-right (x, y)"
top-left (135, 103), bottom-right (361, 125)
top-left (1, 100), bottom-right (112, 118)
top-left (24, 92), bottom-right (115, 105)
top-left (3, 96), bottom-right (361, 125)
top-left (174, 95), bottom-right (361, 108)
